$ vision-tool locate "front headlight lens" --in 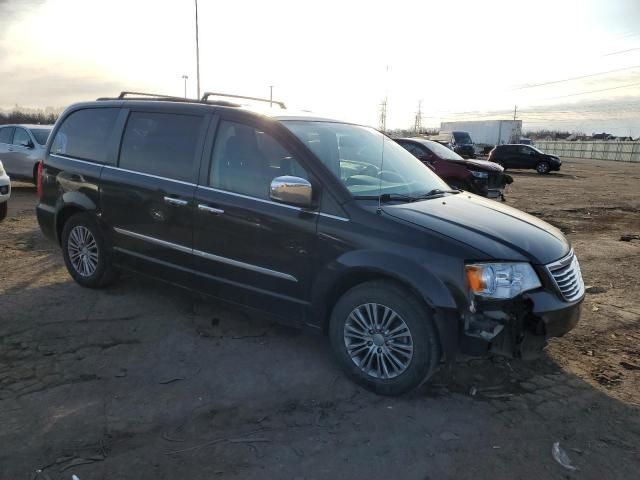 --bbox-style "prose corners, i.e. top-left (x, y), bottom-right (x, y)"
top-left (465, 262), bottom-right (541, 299)
top-left (470, 170), bottom-right (488, 179)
